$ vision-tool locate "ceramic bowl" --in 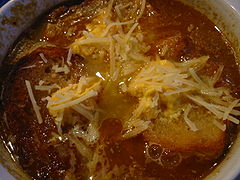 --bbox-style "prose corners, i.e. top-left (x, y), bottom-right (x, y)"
top-left (0, 0), bottom-right (240, 179)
